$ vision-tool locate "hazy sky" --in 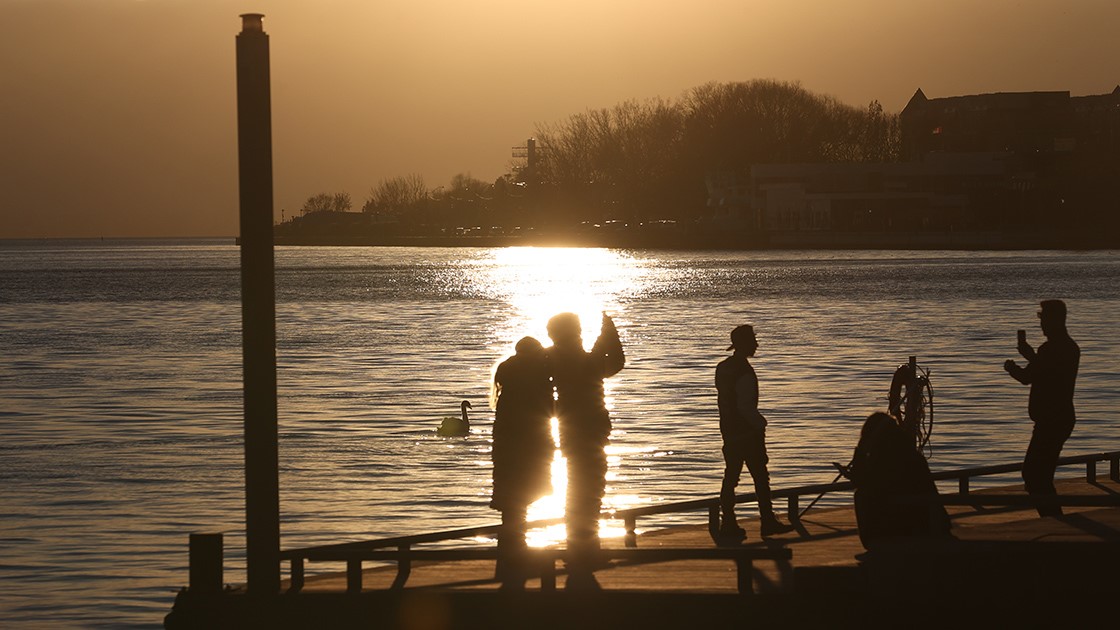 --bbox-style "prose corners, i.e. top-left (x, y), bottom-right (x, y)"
top-left (1, 0), bottom-right (1117, 238)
